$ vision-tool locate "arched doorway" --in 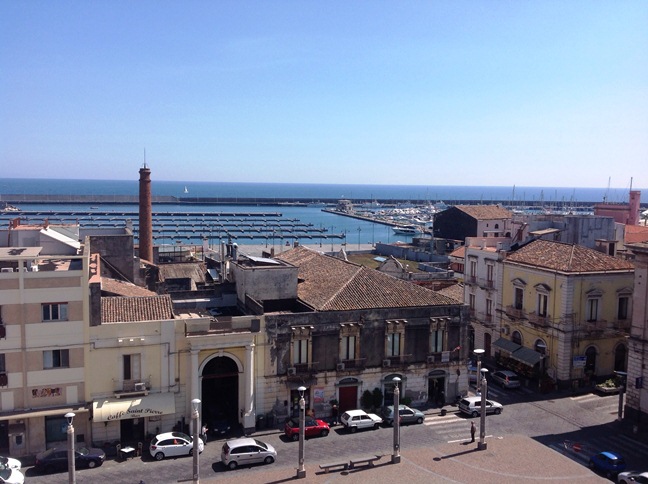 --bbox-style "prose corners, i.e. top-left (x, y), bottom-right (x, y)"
top-left (614, 344), bottom-right (627, 372)
top-left (337, 377), bottom-right (360, 414)
top-left (484, 333), bottom-right (492, 358)
top-left (201, 356), bottom-right (239, 435)
top-left (427, 370), bottom-right (446, 406)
